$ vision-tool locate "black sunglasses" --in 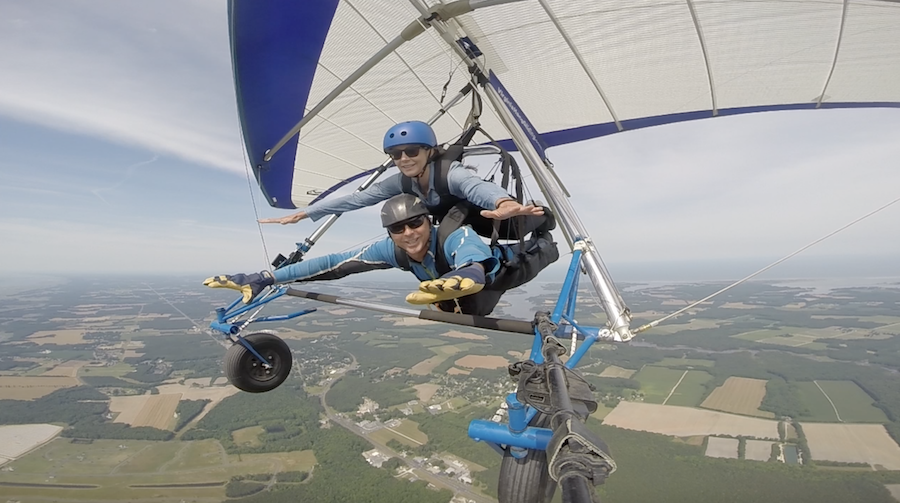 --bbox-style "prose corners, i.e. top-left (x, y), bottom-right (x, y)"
top-left (386, 146), bottom-right (425, 160)
top-left (387, 215), bottom-right (428, 234)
